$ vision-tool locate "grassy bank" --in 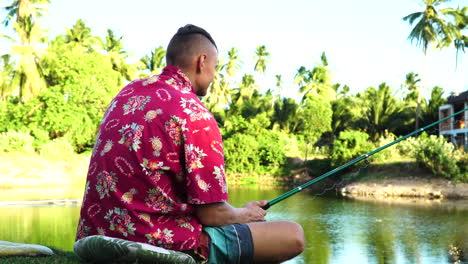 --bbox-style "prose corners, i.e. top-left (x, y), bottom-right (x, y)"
top-left (0, 152), bottom-right (292, 191)
top-left (0, 152), bottom-right (89, 189)
top-left (0, 249), bottom-right (79, 264)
